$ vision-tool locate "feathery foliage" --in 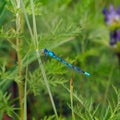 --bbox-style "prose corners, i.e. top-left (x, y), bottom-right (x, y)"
top-left (0, 0), bottom-right (120, 119)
